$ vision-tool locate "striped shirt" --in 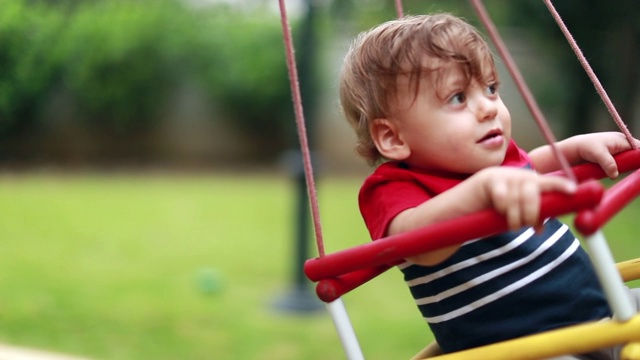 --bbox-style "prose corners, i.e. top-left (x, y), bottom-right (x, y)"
top-left (359, 140), bottom-right (610, 353)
